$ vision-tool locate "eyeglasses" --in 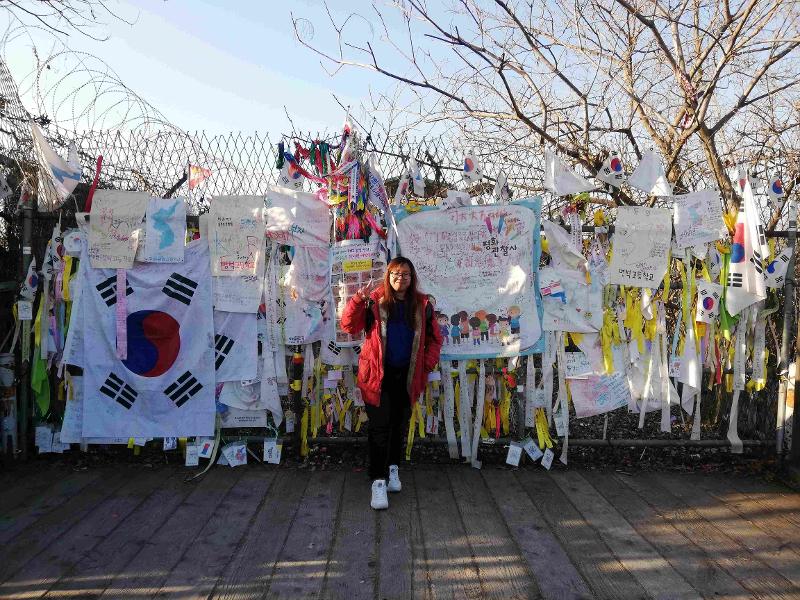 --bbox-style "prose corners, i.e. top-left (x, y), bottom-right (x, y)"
top-left (389, 272), bottom-right (412, 280)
